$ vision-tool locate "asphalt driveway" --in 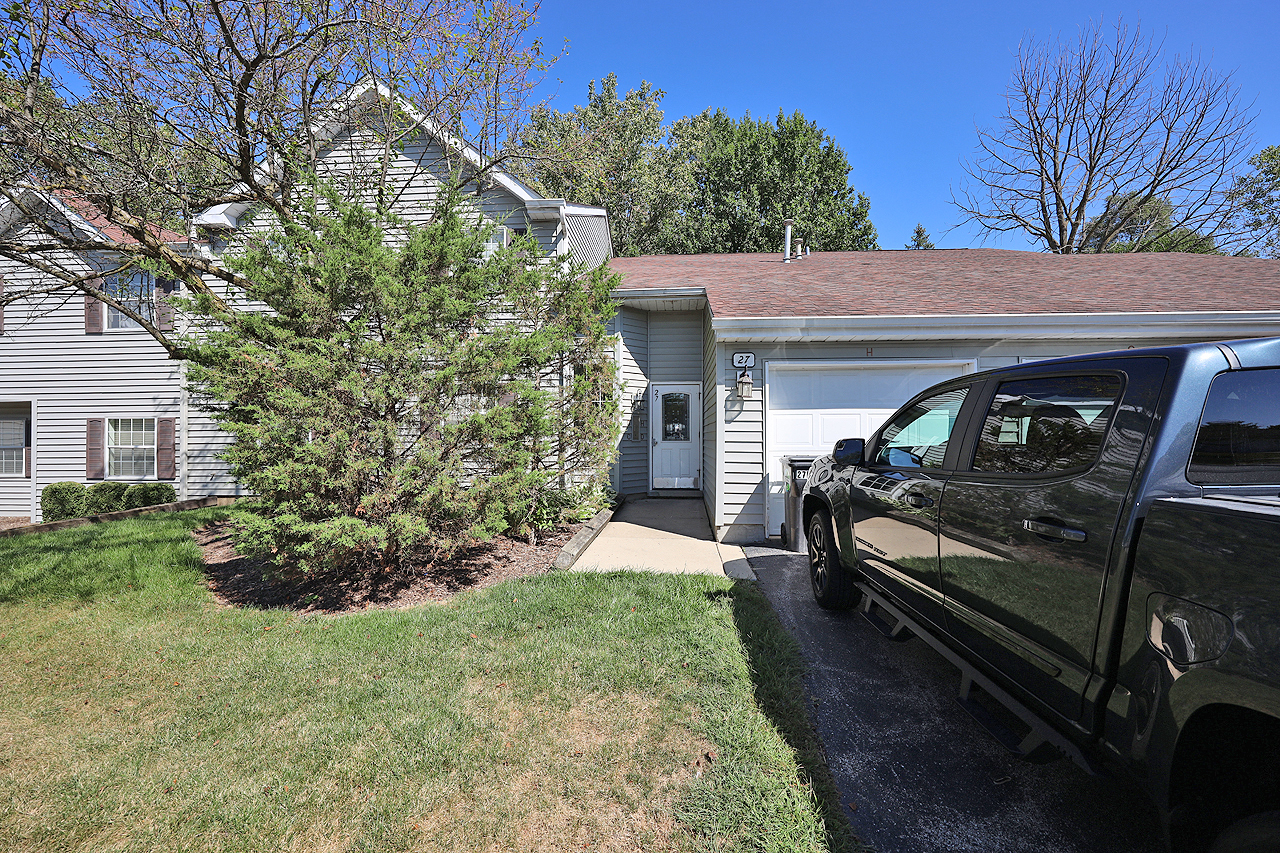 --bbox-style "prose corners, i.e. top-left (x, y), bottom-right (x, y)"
top-left (745, 543), bottom-right (1163, 853)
